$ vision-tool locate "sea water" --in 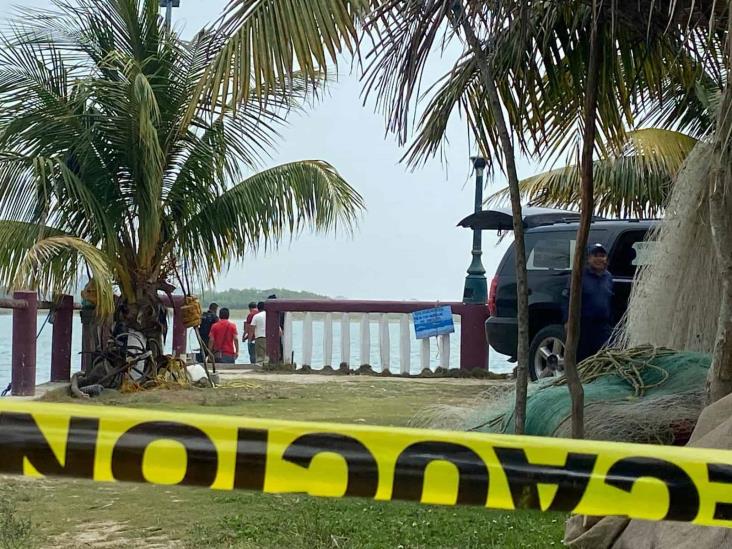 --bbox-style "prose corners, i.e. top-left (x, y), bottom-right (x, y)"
top-left (0, 313), bottom-right (513, 390)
